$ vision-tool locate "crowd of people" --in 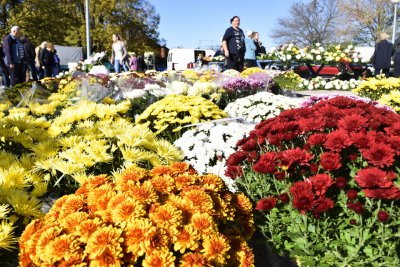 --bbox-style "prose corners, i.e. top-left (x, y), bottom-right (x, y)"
top-left (220, 15), bottom-right (266, 72)
top-left (0, 25), bottom-right (60, 88)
